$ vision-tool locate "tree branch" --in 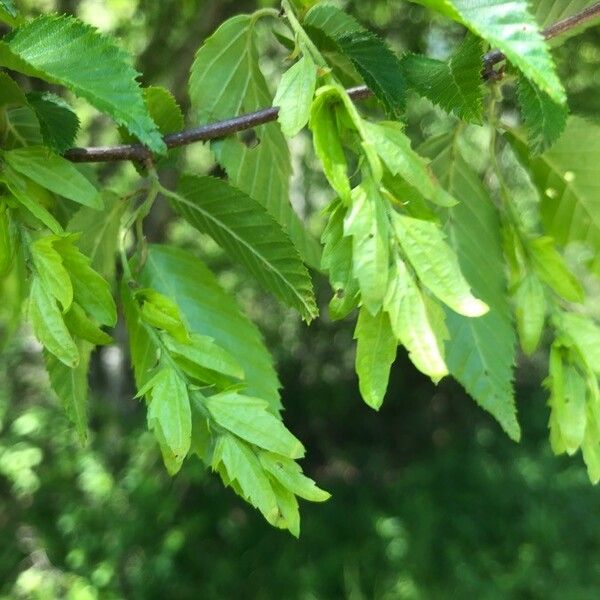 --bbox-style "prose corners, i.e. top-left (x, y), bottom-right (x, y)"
top-left (64, 3), bottom-right (600, 164)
